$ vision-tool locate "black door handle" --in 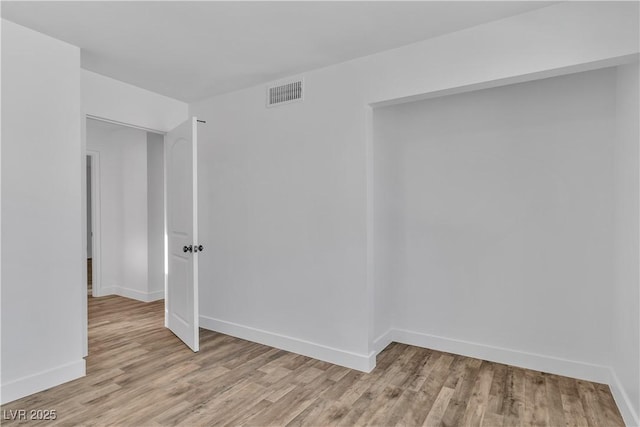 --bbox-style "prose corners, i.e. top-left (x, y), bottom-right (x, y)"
top-left (183, 245), bottom-right (193, 253)
top-left (193, 245), bottom-right (204, 253)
